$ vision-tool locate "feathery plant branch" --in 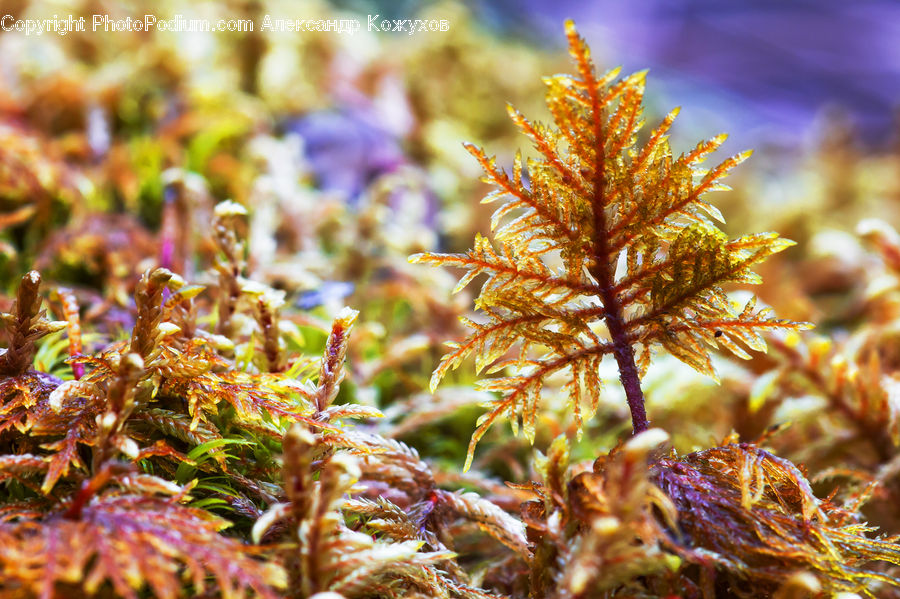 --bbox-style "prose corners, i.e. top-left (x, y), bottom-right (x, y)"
top-left (0, 271), bottom-right (65, 377)
top-left (213, 200), bottom-right (249, 339)
top-left (412, 21), bottom-right (809, 470)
